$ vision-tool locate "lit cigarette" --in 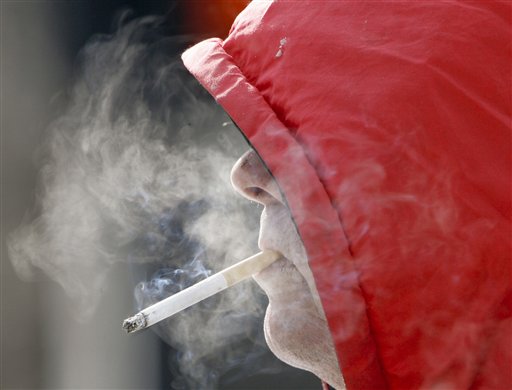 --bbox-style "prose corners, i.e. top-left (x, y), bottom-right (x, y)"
top-left (122, 250), bottom-right (281, 334)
